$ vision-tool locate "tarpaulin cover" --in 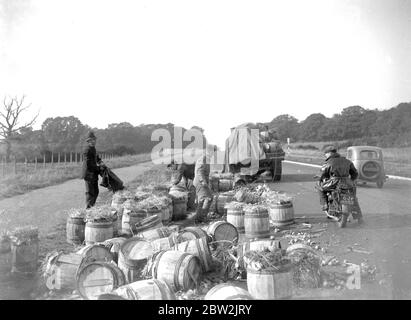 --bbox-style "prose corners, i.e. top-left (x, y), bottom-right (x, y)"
top-left (223, 125), bottom-right (266, 168)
